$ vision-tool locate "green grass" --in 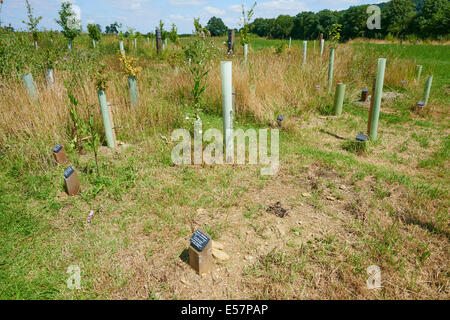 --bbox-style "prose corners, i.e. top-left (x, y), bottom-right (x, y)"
top-left (0, 38), bottom-right (449, 299)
